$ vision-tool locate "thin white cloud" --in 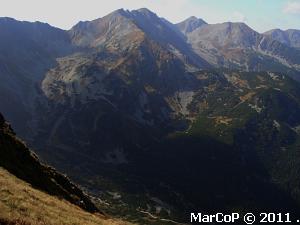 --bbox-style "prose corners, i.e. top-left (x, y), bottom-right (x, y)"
top-left (283, 1), bottom-right (300, 14)
top-left (231, 11), bottom-right (247, 23)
